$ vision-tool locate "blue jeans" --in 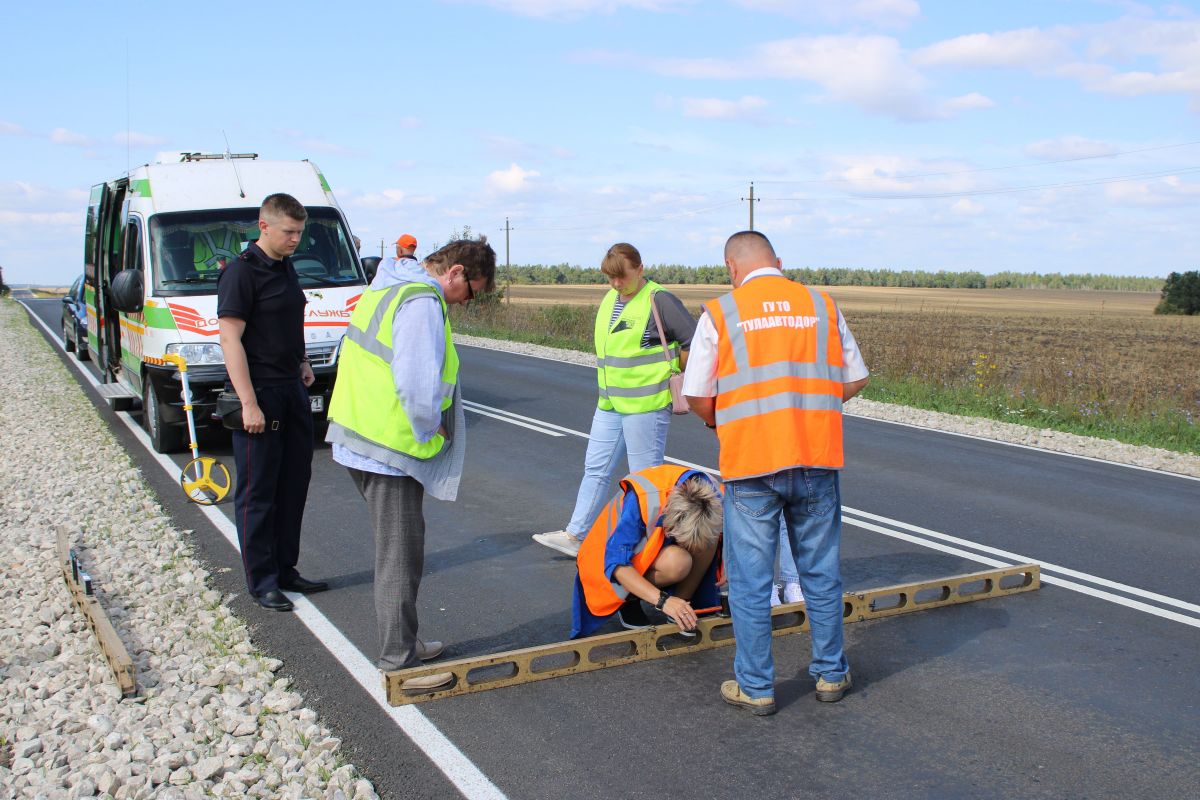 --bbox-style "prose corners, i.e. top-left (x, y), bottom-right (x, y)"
top-left (724, 468), bottom-right (848, 698)
top-left (566, 406), bottom-right (671, 537)
top-left (776, 518), bottom-right (799, 585)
